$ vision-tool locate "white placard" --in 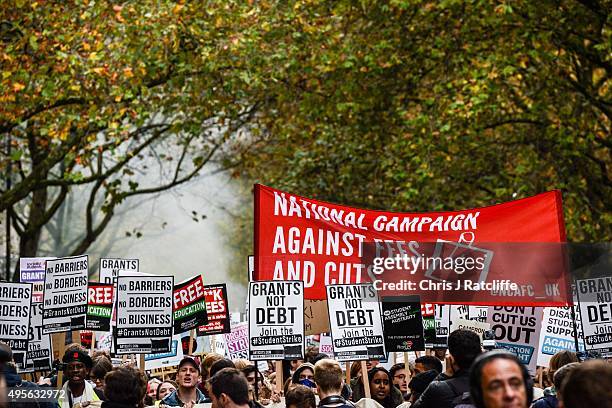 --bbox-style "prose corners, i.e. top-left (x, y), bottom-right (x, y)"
top-left (145, 335), bottom-right (184, 370)
top-left (42, 255), bottom-right (88, 334)
top-left (451, 318), bottom-right (490, 340)
top-left (115, 275), bottom-right (173, 354)
top-left (319, 334), bottom-right (334, 358)
top-left (20, 257), bottom-right (54, 303)
top-left (487, 306), bottom-right (542, 374)
top-left (99, 258), bottom-right (139, 284)
top-left (224, 322), bottom-right (249, 360)
top-left (0, 282), bottom-right (33, 369)
top-left (576, 277), bottom-right (612, 351)
top-left (21, 303), bottom-right (52, 373)
top-left (248, 281), bottom-right (304, 360)
top-left (326, 284), bottom-right (385, 362)
top-left (537, 307), bottom-right (585, 367)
